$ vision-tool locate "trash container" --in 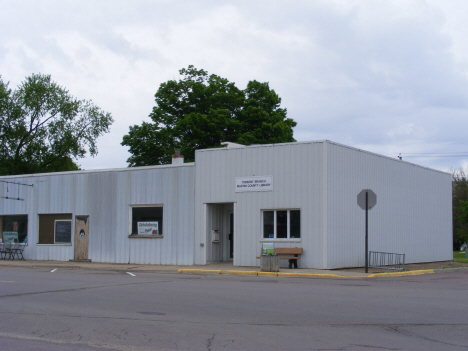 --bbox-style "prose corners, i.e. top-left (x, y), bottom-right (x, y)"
top-left (260, 255), bottom-right (279, 272)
